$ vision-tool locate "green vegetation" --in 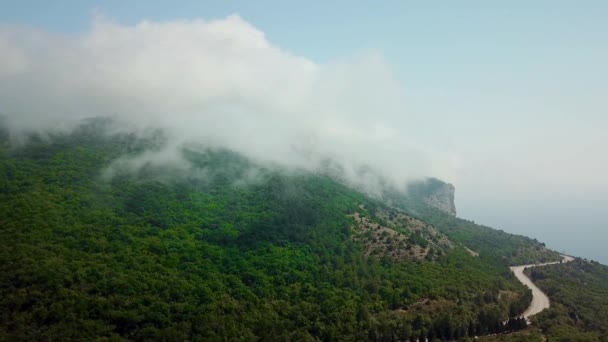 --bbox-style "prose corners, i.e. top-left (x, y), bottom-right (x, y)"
top-left (0, 120), bottom-right (604, 340)
top-left (385, 191), bottom-right (562, 265)
top-left (528, 259), bottom-right (608, 341)
top-left (478, 329), bottom-right (545, 342)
